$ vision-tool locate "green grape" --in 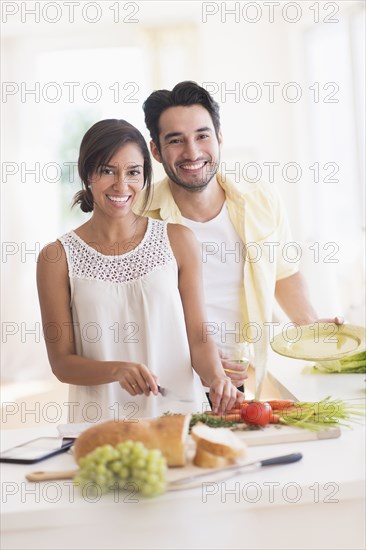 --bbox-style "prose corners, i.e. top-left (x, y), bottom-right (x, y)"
top-left (74, 441), bottom-right (167, 497)
top-left (134, 458), bottom-right (147, 469)
top-left (119, 467), bottom-right (130, 479)
top-left (110, 460), bottom-right (122, 473)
